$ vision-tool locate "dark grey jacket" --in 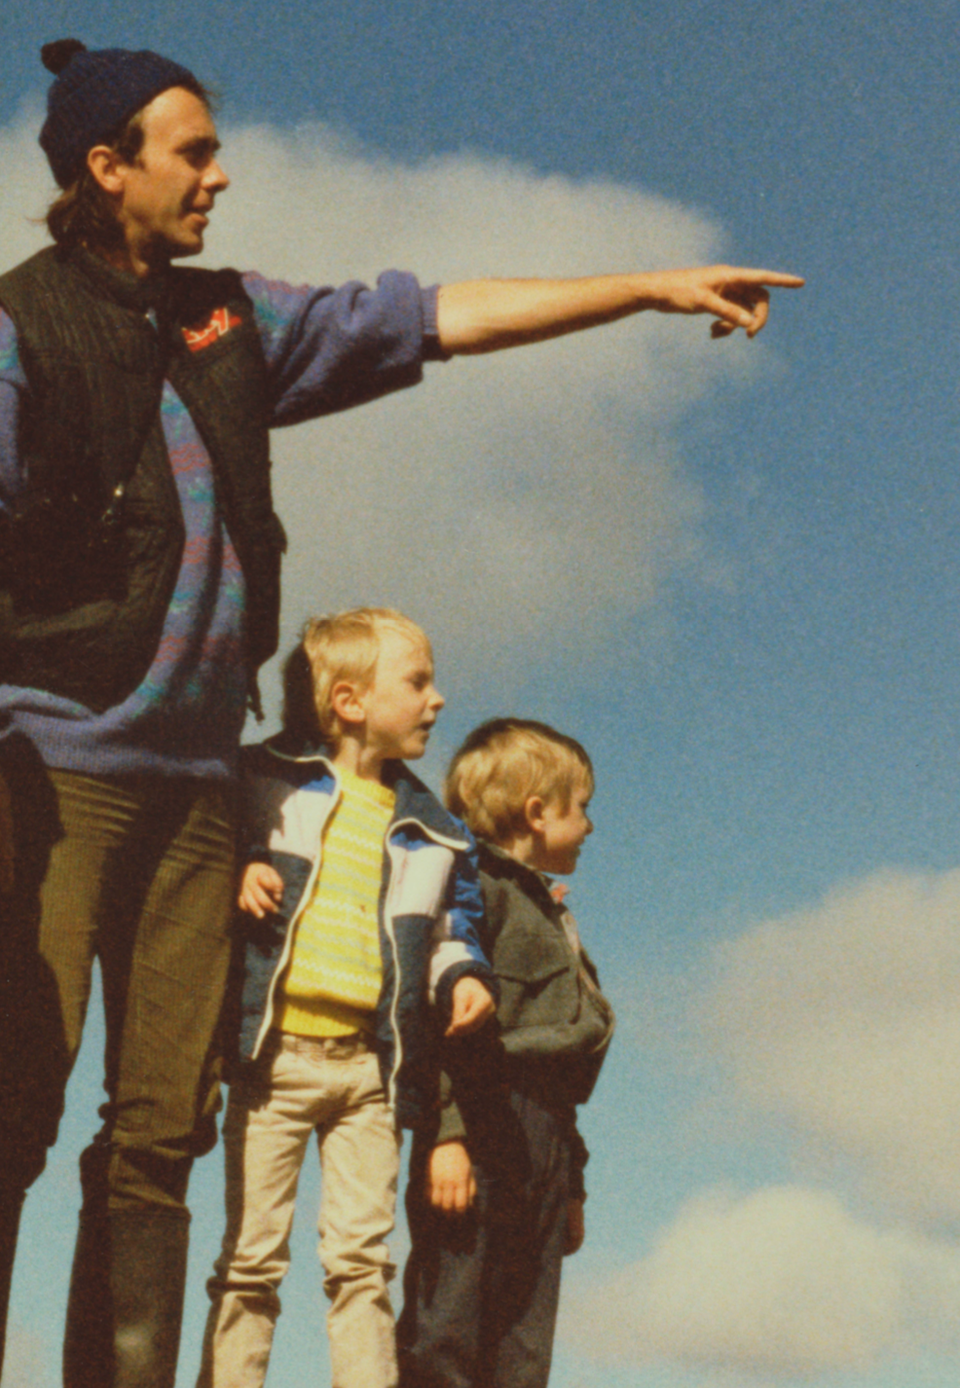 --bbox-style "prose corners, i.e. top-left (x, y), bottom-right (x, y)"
top-left (436, 841), bottom-right (614, 1193)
